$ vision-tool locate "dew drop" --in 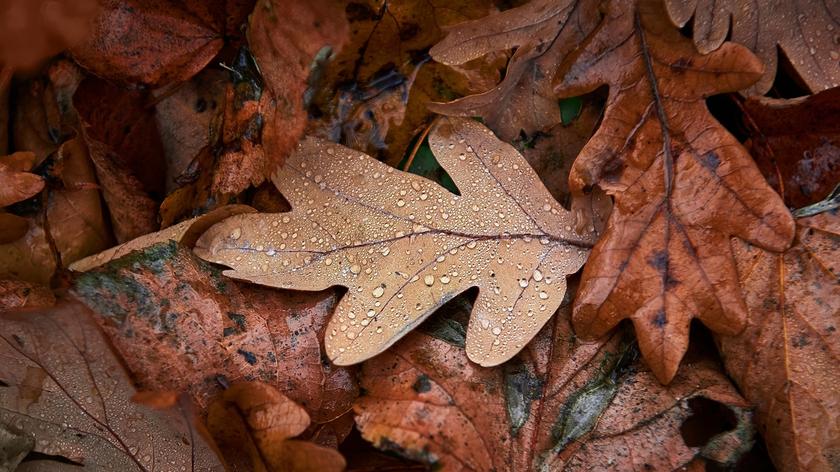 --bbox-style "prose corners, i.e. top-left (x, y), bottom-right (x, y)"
top-left (533, 269), bottom-right (543, 281)
top-left (539, 291), bottom-right (549, 300)
top-left (230, 228), bottom-right (242, 240)
top-left (350, 264), bottom-right (361, 274)
top-left (492, 326), bottom-right (502, 335)
top-left (397, 199), bottom-right (406, 207)
top-left (518, 279), bottom-right (529, 288)
top-left (372, 286), bottom-right (385, 298)
top-left (440, 275), bottom-right (451, 284)
top-left (424, 275), bottom-right (435, 286)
